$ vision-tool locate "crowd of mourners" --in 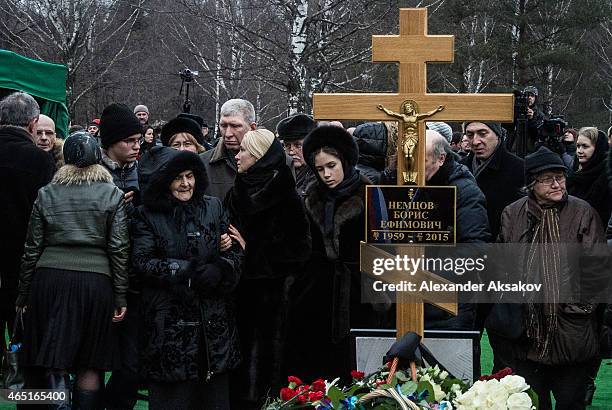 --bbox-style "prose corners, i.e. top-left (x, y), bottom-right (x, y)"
top-left (0, 87), bottom-right (610, 410)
